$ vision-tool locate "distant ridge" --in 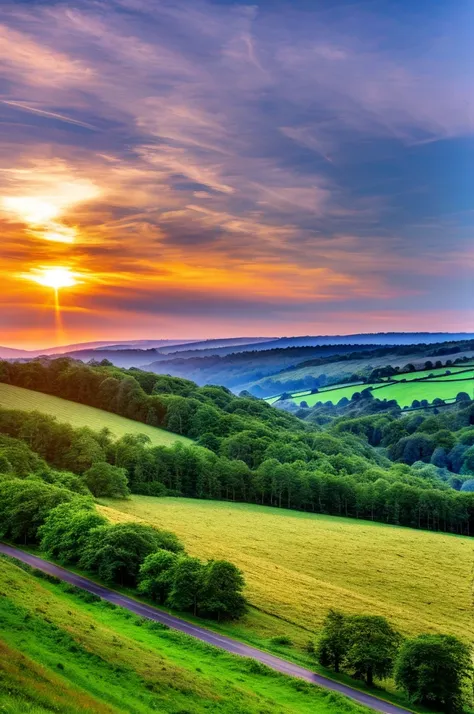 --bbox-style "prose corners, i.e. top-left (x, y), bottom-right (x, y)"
top-left (1, 333), bottom-right (473, 363)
